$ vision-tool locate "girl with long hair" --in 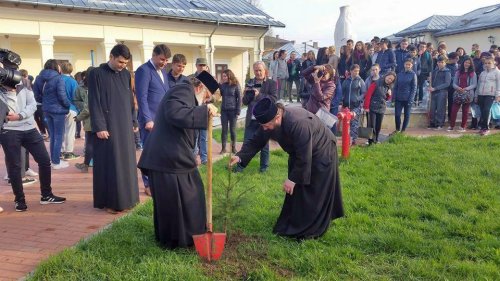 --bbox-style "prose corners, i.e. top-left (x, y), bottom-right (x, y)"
top-left (449, 57), bottom-right (477, 131)
top-left (219, 69), bottom-right (241, 153)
